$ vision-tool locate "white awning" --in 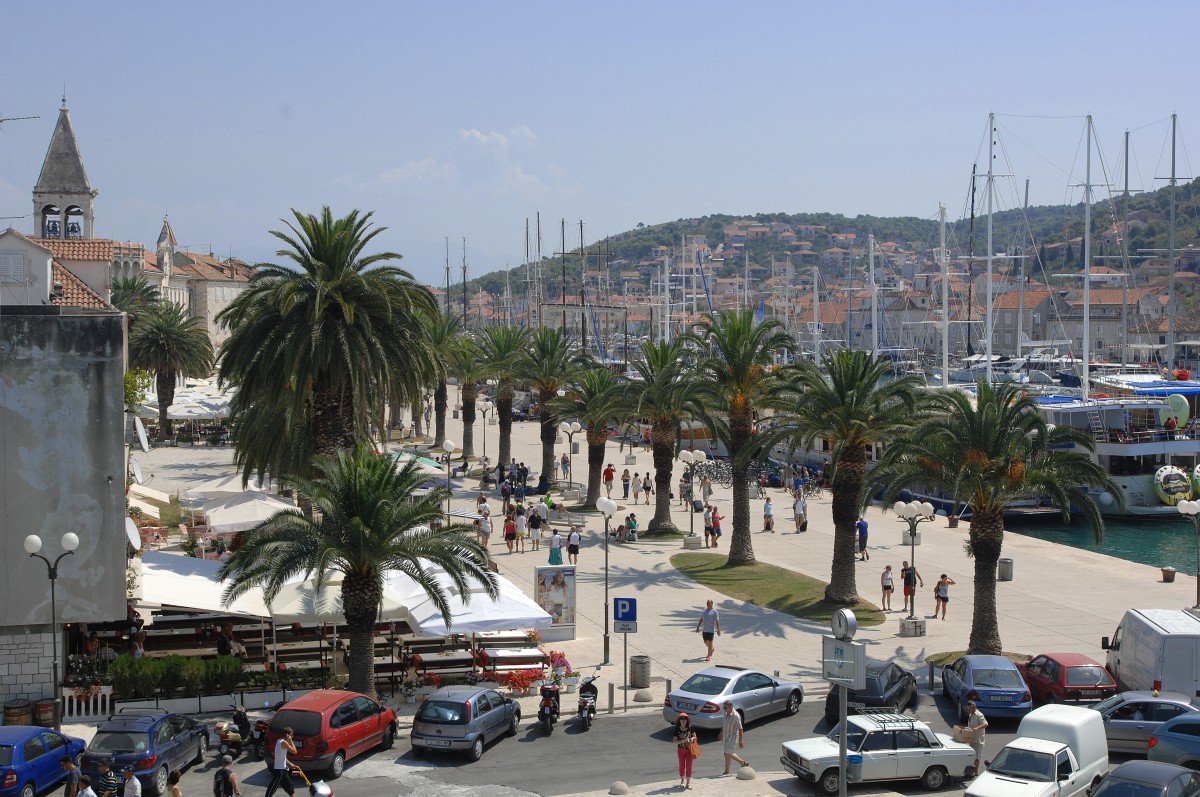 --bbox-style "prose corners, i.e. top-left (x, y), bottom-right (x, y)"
top-left (204, 492), bottom-right (296, 534)
top-left (139, 550), bottom-right (270, 619)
